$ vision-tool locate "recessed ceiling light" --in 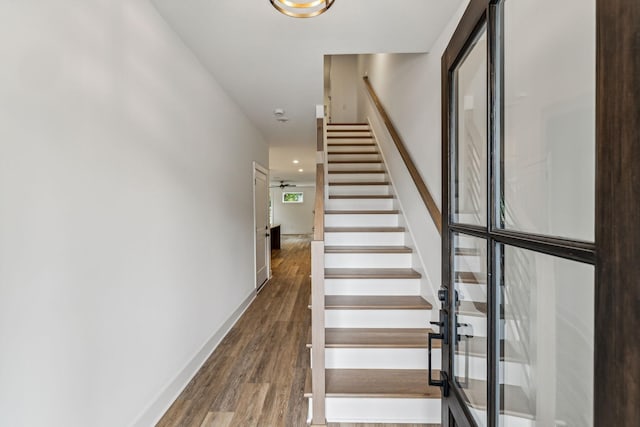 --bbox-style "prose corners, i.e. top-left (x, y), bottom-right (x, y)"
top-left (298, 169), bottom-right (304, 172)
top-left (293, 160), bottom-right (299, 164)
